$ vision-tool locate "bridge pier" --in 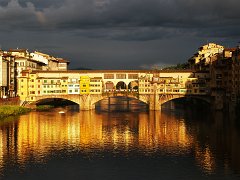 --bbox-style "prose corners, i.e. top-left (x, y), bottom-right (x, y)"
top-left (149, 93), bottom-right (161, 111)
top-left (79, 95), bottom-right (96, 111)
top-left (212, 95), bottom-right (224, 110)
top-left (148, 84), bottom-right (162, 111)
